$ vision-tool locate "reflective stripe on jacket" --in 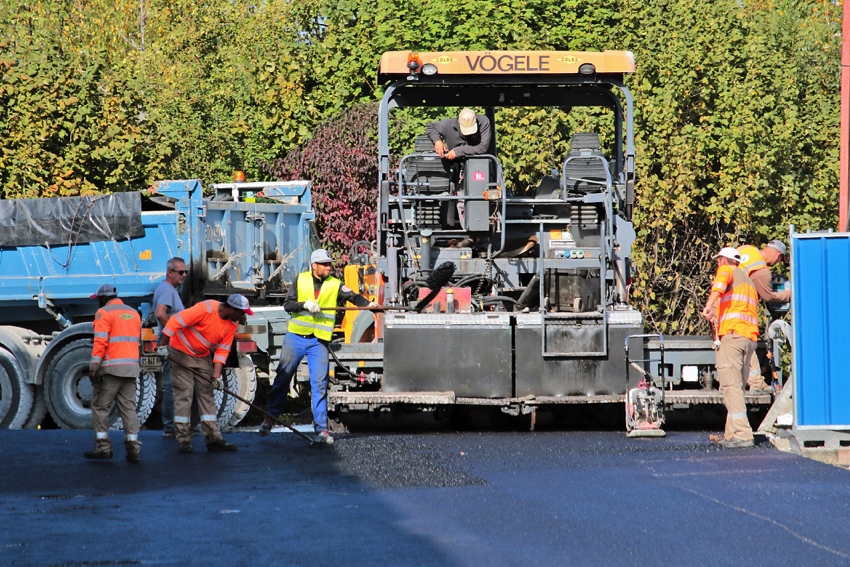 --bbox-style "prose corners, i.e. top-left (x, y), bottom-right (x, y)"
top-left (163, 300), bottom-right (237, 365)
top-left (287, 272), bottom-right (341, 341)
top-left (711, 265), bottom-right (759, 341)
top-left (737, 245), bottom-right (767, 278)
top-left (91, 298), bottom-right (141, 378)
